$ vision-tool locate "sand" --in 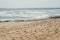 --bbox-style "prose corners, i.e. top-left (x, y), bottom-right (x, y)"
top-left (0, 18), bottom-right (60, 40)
